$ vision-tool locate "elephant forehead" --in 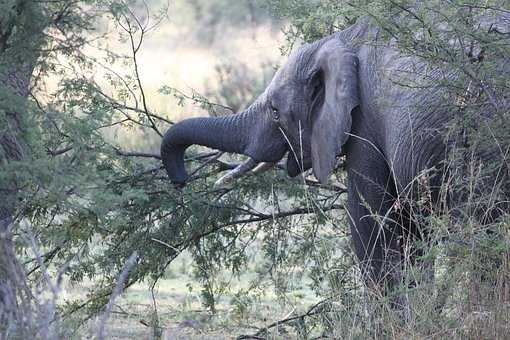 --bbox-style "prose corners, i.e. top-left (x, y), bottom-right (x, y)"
top-left (268, 81), bottom-right (299, 105)
top-left (267, 50), bottom-right (313, 103)
top-left (278, 46), bottom-right (315, 79)
top-left (282, 58), bottom-right (309, 80)
top-left (267, 70), bottom-right (292, 95)
top-left (272, 65), bottom-right (308, 91)
top-left (273, 66), bottom-right (294, 83)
